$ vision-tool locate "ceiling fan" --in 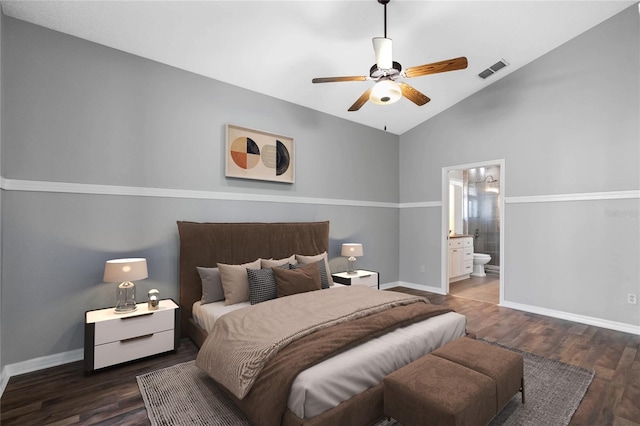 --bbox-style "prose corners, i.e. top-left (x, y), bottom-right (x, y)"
top-left (312, 0), bottom-right (468, 112)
